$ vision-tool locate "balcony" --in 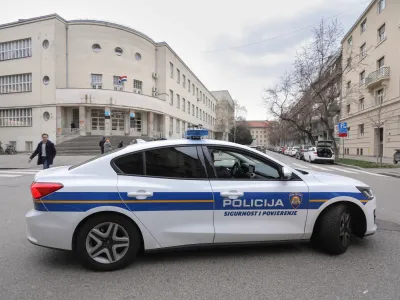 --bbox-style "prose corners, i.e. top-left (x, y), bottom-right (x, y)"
top-left (365, 67), bottom-right (390, 92)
